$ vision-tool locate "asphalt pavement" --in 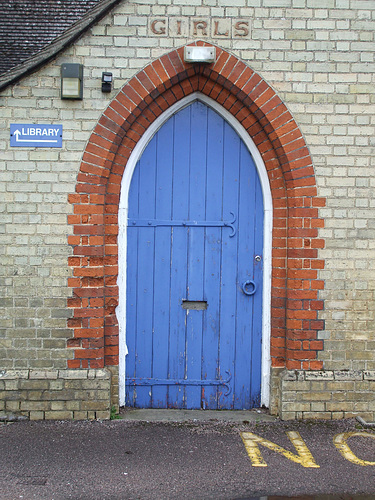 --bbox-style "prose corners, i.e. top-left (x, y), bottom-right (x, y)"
top-left (0, 412), bottom-right (374, 499)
